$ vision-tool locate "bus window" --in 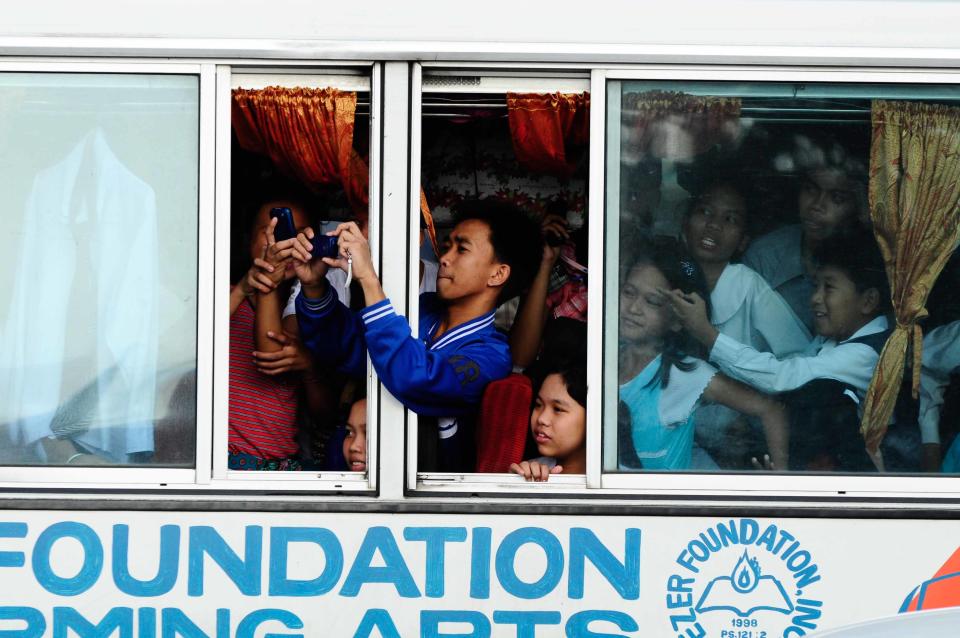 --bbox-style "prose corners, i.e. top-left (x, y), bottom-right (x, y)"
top-left (0, 72), bottom-right (199, 468)
top-left (416, 70), bottom-right (592, 481)
top-left (225, 70), bottom-right (374, 479)
top-left (604, 79), bottom-right (960, 477)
